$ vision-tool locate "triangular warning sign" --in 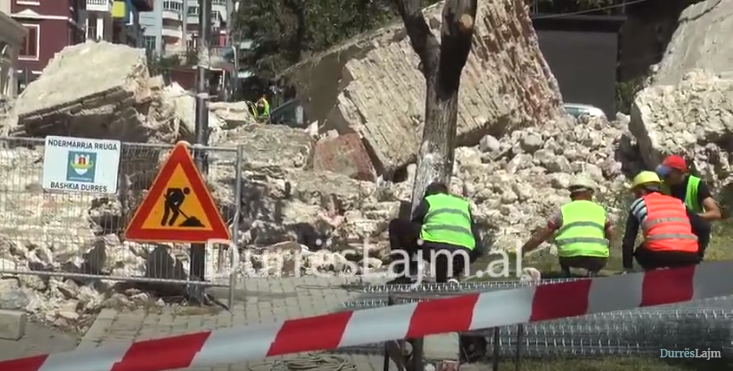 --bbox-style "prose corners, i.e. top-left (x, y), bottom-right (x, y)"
top-left (124, 142), bottom-right (231, 243)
